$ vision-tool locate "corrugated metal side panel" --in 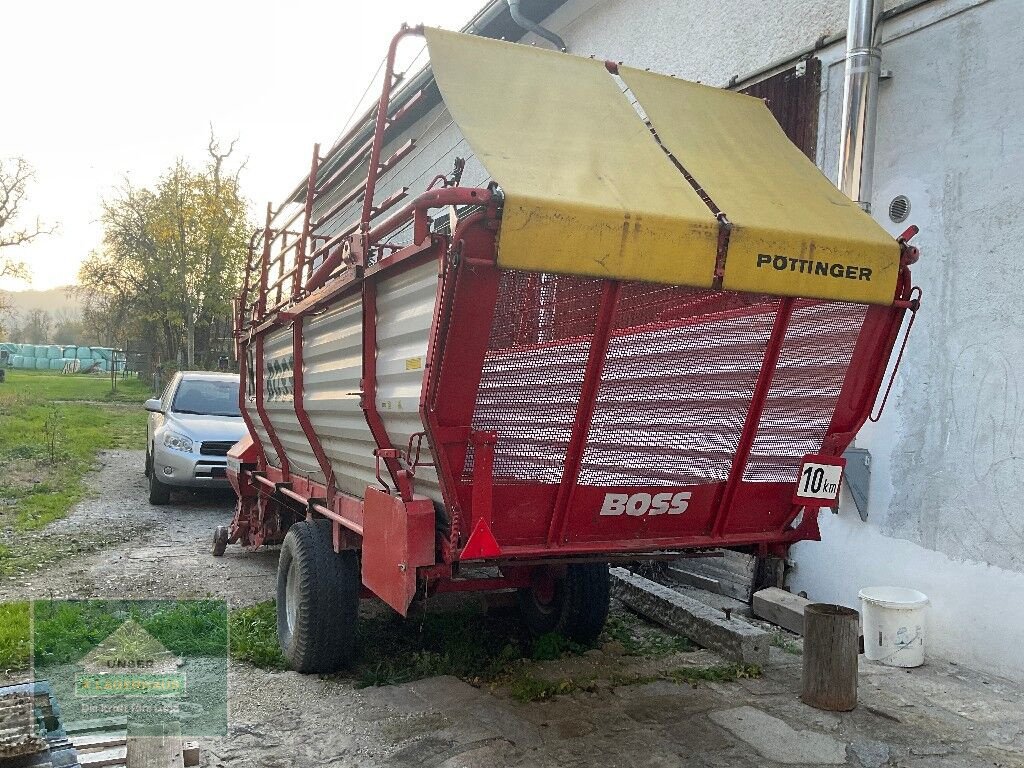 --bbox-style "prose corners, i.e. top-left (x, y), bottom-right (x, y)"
top-left (263, 328), bottom-right (322, 478)
top-left (375, 262), bottom-right (443, 503)
top-left (245, 346), bottom-right (279, 466)
top-left (303, 293), bottom-right (379, 499)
